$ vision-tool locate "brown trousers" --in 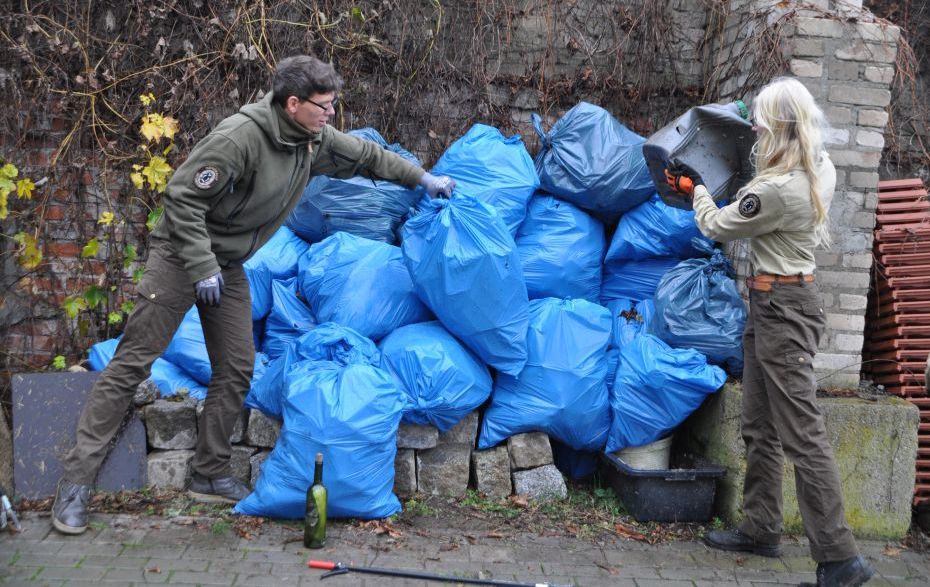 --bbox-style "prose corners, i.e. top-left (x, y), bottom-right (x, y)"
top-left (737, 281), bottom-right (859, 562)
top-left (61, 238), bottom-right (255, 484)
